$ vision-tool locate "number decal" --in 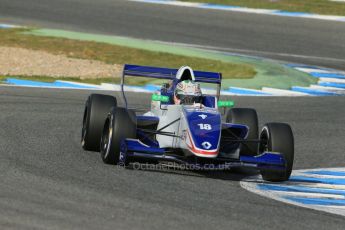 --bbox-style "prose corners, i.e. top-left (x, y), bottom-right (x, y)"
top-left (198, 124), bottom-right (212, 130)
